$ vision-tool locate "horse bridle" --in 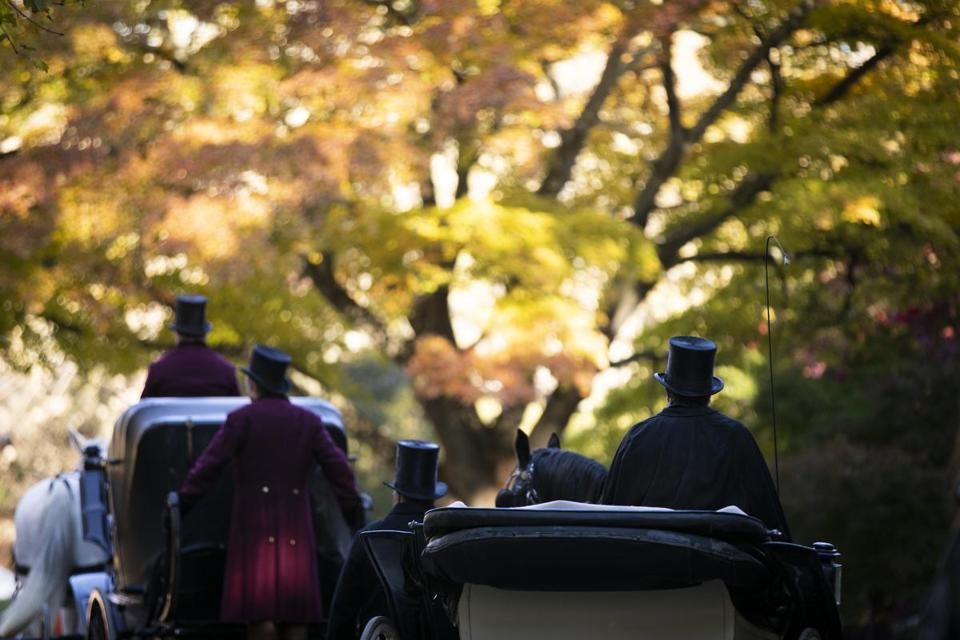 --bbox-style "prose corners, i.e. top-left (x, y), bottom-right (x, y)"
top-left (504, 460), bottom-right (540, 506)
